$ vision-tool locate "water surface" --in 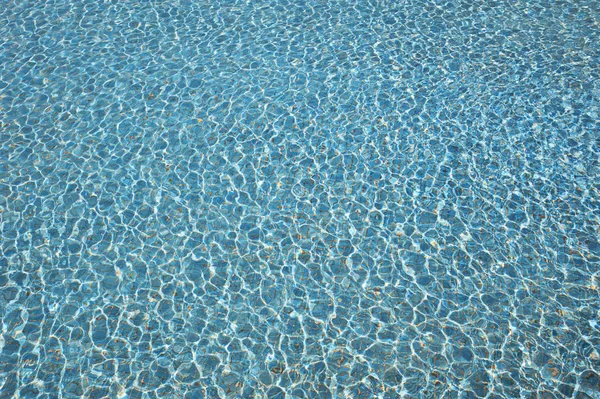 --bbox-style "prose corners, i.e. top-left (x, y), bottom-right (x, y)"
top-left (1, 0), bottom-right (599, 398)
